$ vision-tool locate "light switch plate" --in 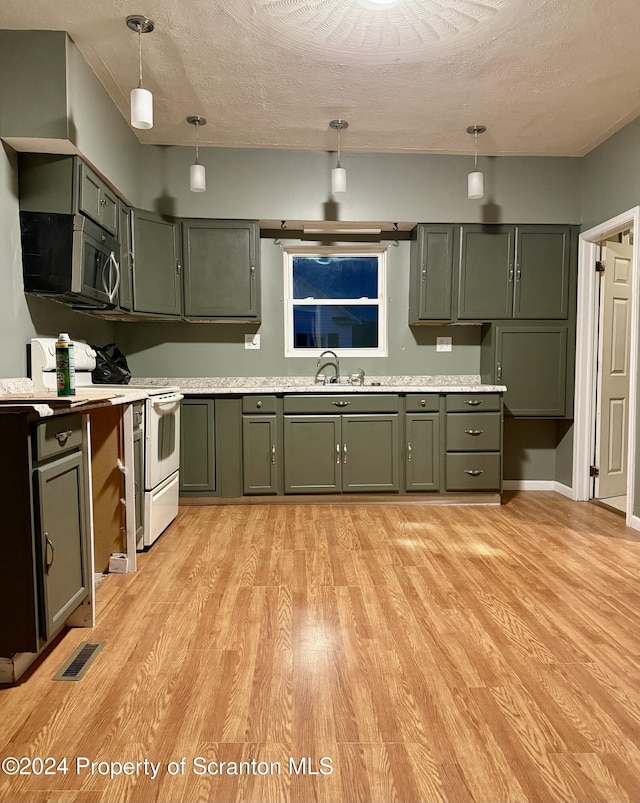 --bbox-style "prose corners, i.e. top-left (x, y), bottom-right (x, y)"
top-left (436, 336), bottom-right (452, 352)
top-left (245, 333), bottom-right (261, 349)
